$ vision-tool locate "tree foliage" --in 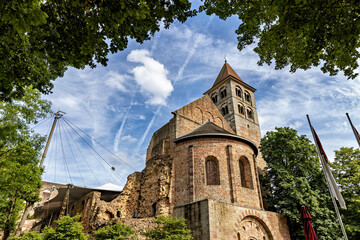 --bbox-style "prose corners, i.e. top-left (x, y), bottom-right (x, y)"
top-left (142, 215), bottom-right (193, 240)
top-left (42, 215), bottom-right (88, 240)
top-left (331, 147), bottom-right (360, 240)
top-left (0, 87), bottom-right (51, 239)
top-left (260, 127), bottom-right (341, 240)
top-left (93, 222), bottom-right (136, 240)
top-left (0, 0), bottom-right (195, 101)
top-left (201, 0), bottom-right (360, 80)
top-left (10, 231), bottom-right (42, 240)
top-left (12, 216), bottom-right (88, 240)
